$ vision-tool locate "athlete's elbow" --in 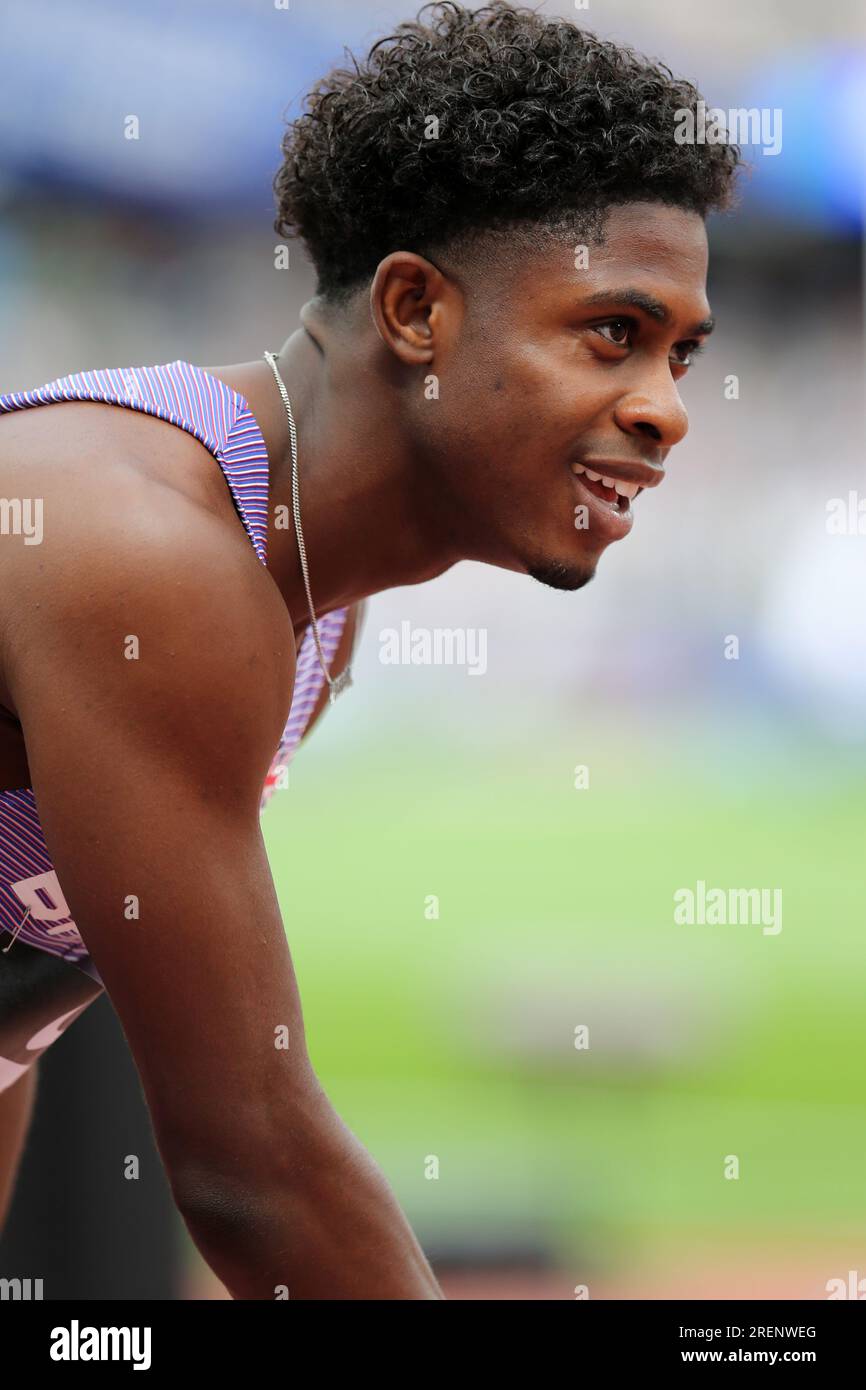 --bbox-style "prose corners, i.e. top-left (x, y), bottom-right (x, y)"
top-left (172, 1168), bottom-right (272, 1272)
top-left (168, 1089), bottom-right (348, 1285)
